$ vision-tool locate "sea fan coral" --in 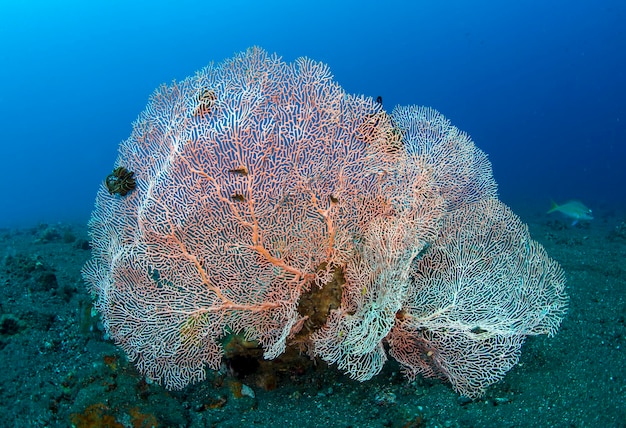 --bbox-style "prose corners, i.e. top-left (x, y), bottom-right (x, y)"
top-left (83, 48), bottom-right (567, 396)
